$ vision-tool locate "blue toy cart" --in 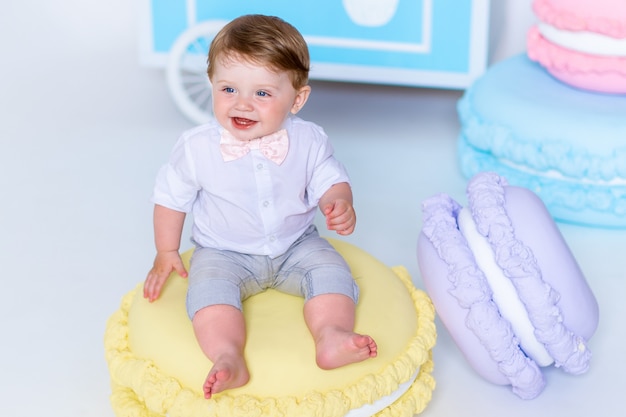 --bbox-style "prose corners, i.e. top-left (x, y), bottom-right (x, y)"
top-left (138, 0), bottom-right (491, 124)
